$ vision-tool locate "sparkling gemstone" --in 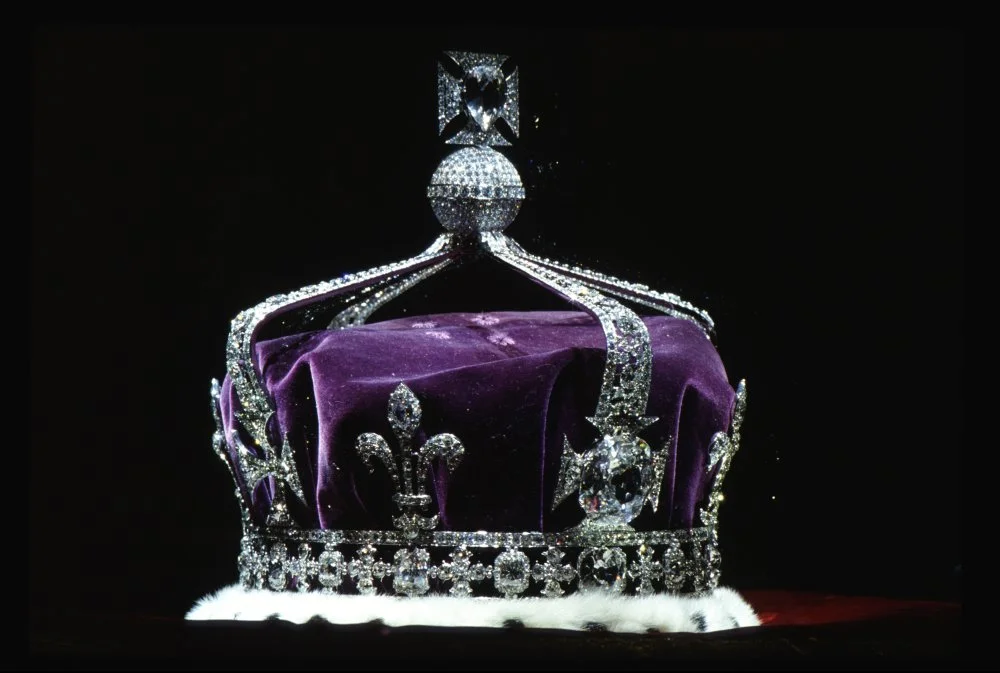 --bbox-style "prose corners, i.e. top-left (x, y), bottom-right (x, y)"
top-left (393, 549), bottom-right (430, 596)
top-left (493, 549), bottom-right (530, 597)
top-left (269, 542), bottom-right (287, 563)
top-left (372, 561), bottom-right (390, 579)
top-left (578, 435), bottom-right (654, 524)
top-left (388, 384), bottom-right (421, 437)
top-left (268, 567), bottom-right (288, 590)
top-left (463, 65), bottom-right (506, 132)
top-left (542, 580), bottom-right (565, 597)
top-left (450, 580), bottom-right (473, 596)
top-left (663, 540), bottom-right (687, 592)
top-left (317, 550), bottom-right (344, 588)
top-left (577, 547), bottom-right (627, 593)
